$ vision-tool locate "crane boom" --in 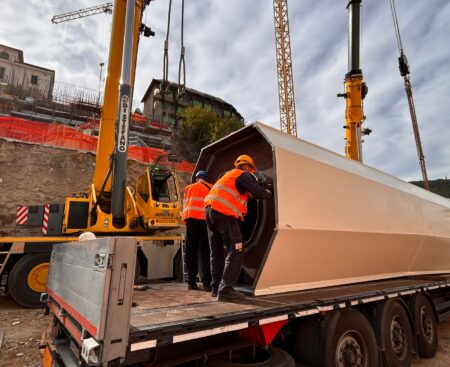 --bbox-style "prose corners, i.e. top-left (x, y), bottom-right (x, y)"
top-left (51, 3), bottom-right (113, 24)
top-left (273, 0), bottom-right (298, 137)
